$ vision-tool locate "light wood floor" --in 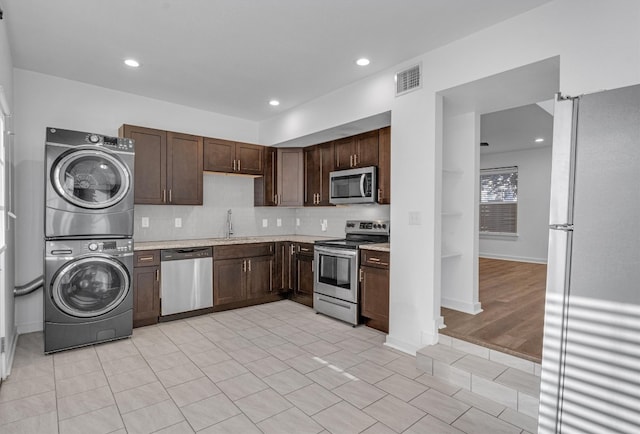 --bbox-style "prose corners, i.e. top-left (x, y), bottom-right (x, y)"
top-left (441, 258), bottom-right (547, 363)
